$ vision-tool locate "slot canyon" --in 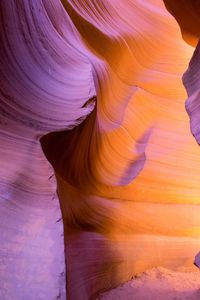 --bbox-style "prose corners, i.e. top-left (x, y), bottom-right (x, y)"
top-left (1, 1), bottom-right (200, 299)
